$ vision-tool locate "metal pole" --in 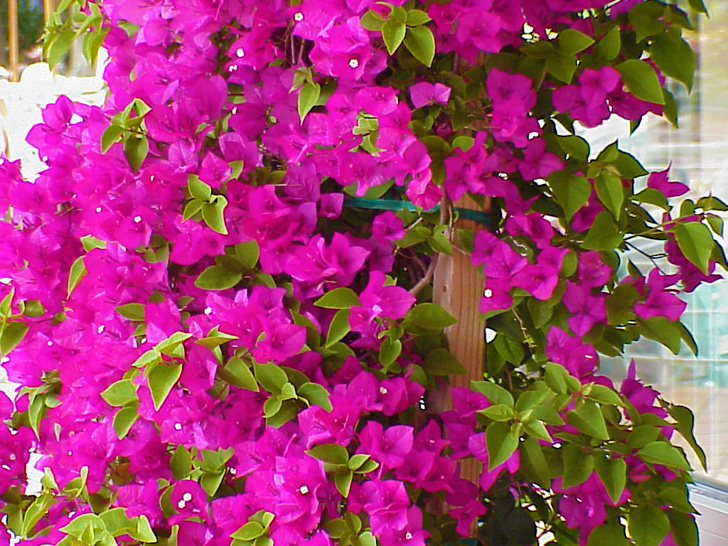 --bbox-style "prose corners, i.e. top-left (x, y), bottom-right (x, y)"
top-left (8, 0), bottom-right (19, 82)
